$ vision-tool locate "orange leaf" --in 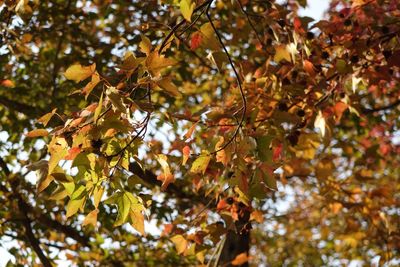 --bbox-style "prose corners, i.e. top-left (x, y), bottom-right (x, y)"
top-left (184, 122), bottom-right (198, 140)
top-left (26, 129), bottom-right (49, 138)
top-left (82, 209), bottom-right (99, 227)
top-left (65, 147), bottom-right (81, 161)
top-left (231, 252), bottom-right (250, 266)
top-left (216, 199), bottom-right (228, 210)
top-left (303, 60), bottom-right (316, 77)
top-left (182, 145), bottom-right (190, 165)
top-left (334, 101), bottom-right (348, 123)
top-left (1, 79), bottom-right (15, 88)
